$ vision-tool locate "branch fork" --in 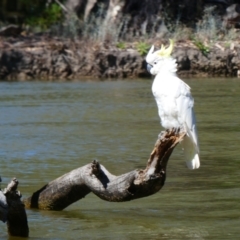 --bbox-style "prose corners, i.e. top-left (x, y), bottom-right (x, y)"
top-left (23, 129), bottom-right (185, 210)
